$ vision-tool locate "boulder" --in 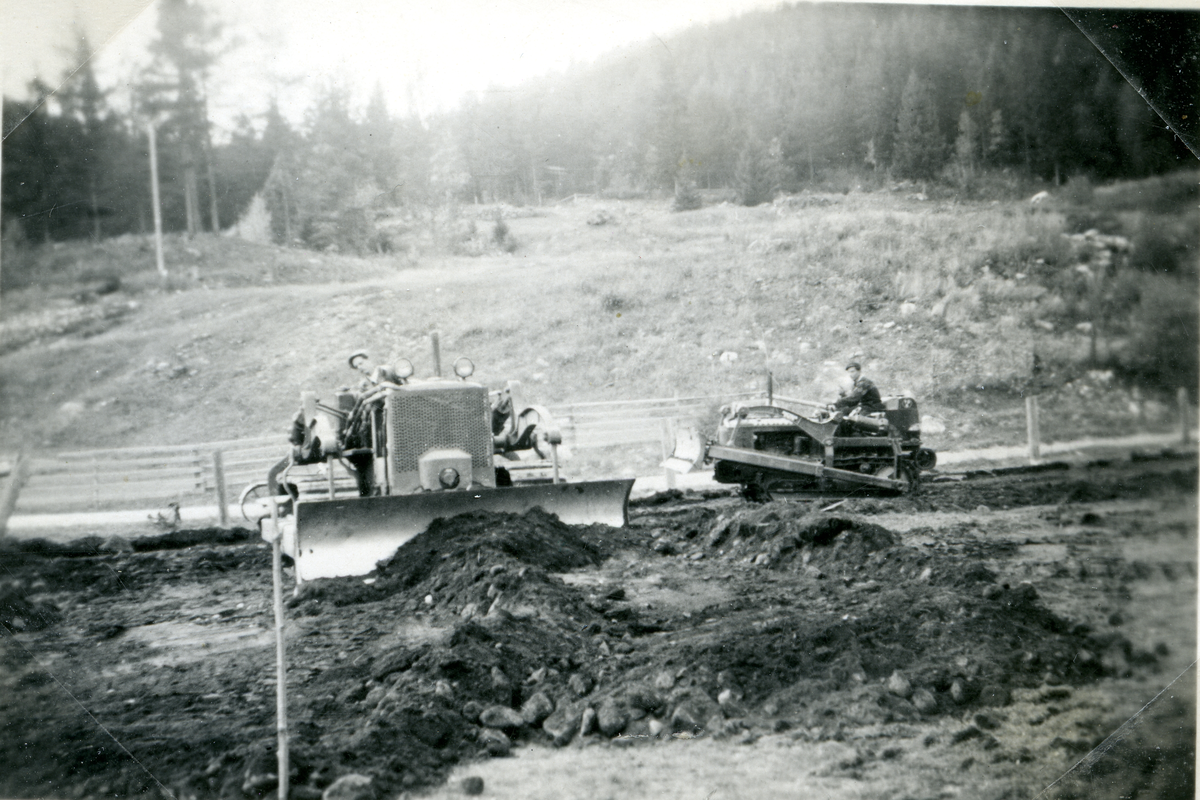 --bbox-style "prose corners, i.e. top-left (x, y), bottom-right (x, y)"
top-left (669, 689), bottom-right (721, 733)
top-left (477, 727), bottom-right (511, 757)
top-left (596, 697), bottom-right (628, 737)
top-left (886, 670), bottom-right (913, 698)
top-left (322, 774), bottom-right (374, 800)
top-left (912, 688), bottom-right (938, 714)
top-left (542, 702), bottom-right (583, 746)
top-left (520, 692), bottom-right (555, 726)
top-left (460, 776), bottom-right (485, 796)
top-left (567, 672), bottom-right (593, 697)
top-left (479, 705), bottom-right (525, 730)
